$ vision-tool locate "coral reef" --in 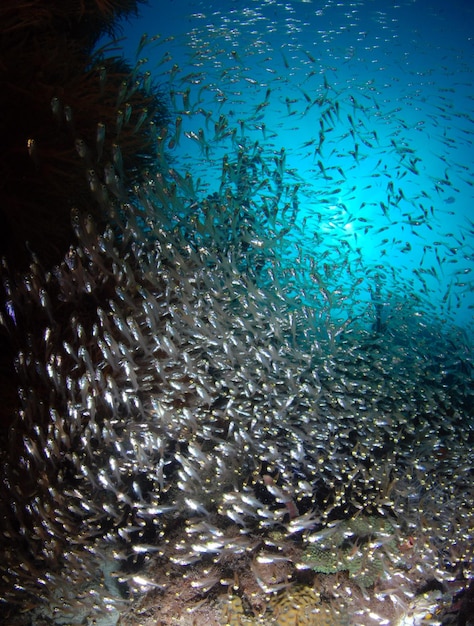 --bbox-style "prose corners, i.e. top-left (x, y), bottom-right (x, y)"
top-left (221, 588), bottom-right (347, 626)
top-left (301, 515), bottom-right (397, 588)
